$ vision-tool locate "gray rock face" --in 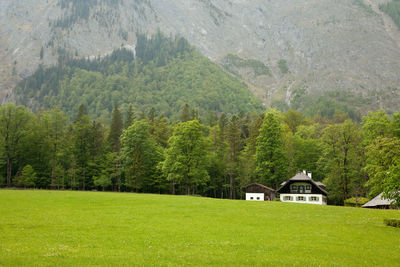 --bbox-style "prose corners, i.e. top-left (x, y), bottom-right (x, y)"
top-left (1, 0), bottom-right (400, 111)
